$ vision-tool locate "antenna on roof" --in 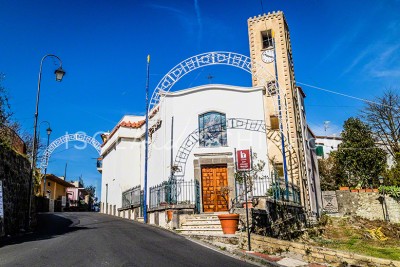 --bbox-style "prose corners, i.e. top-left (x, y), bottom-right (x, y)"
top-left (324, 121), bottom-right (330, 135)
